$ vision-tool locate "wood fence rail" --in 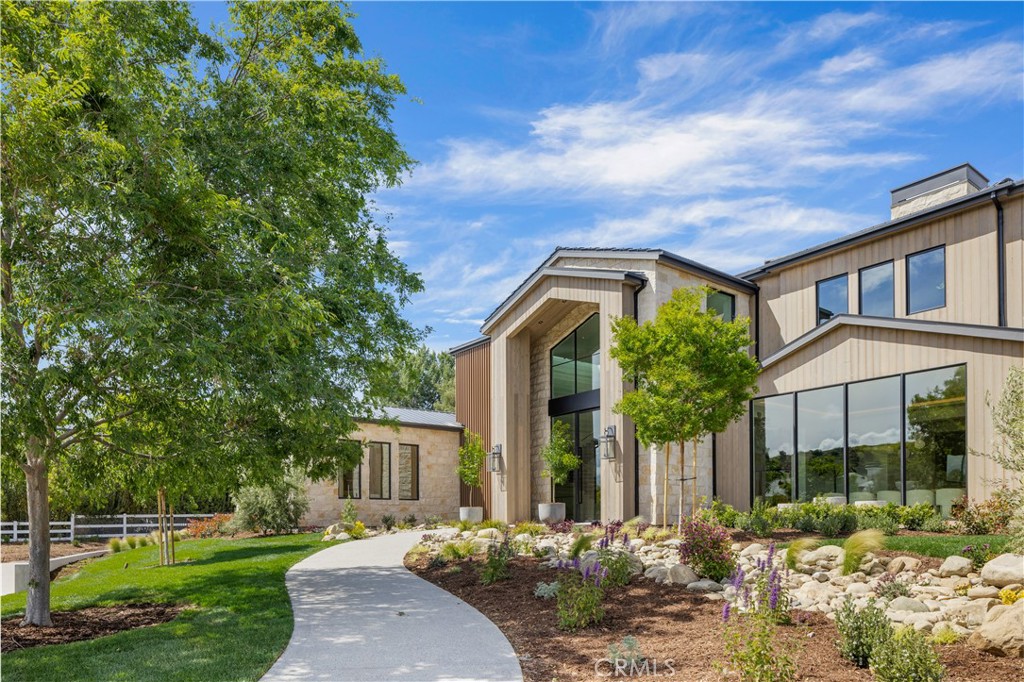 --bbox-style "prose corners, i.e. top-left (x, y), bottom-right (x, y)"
top-left (0, 513), bottom-right (219, 542)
